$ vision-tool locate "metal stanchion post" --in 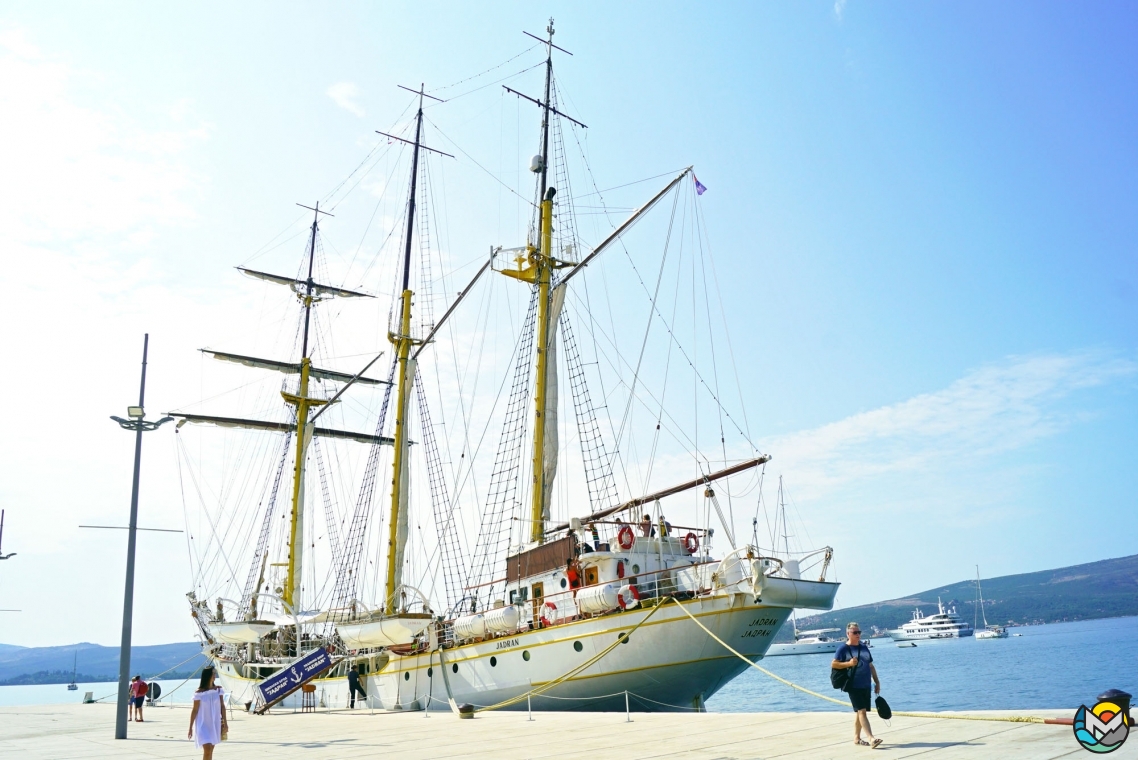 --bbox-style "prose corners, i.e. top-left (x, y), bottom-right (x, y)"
top-left (626, 690), bottom-right (631, 722)
top-left (528, 693), bottom-right (533, 721)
